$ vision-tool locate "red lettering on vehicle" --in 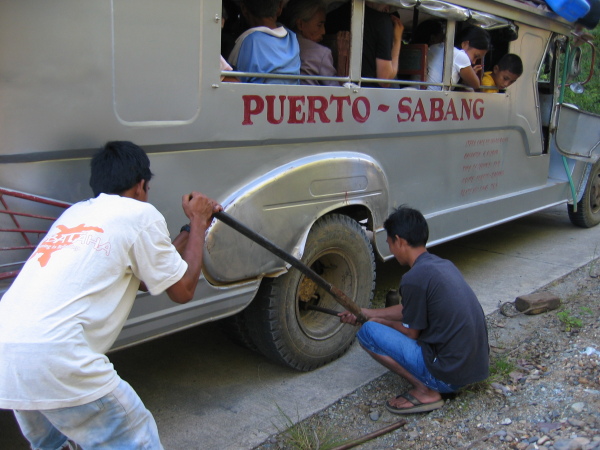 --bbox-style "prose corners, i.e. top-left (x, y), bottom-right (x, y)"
top-left (288, 96), bottom-right (306, 124)
top-left (411, 99), bottom-right (428, 122)
top-left (330, 96), bottom-right (351, 123)
top-left (307, 96), bottom-right (330, 123)
top-left (352, 97), bottom-right (370, 123)
top-left (397, 98), bottom-right (412, 122)
top-left (243, 95), bottom-right (485, 125)
top-left (429, 98), bottom-right (444, 122)
top-left (266, 95), bottom-right (285, 124)
top-left (444, 99), bottom-right (459, 121)
top-left (242, 95), bottom-right (264, 125)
